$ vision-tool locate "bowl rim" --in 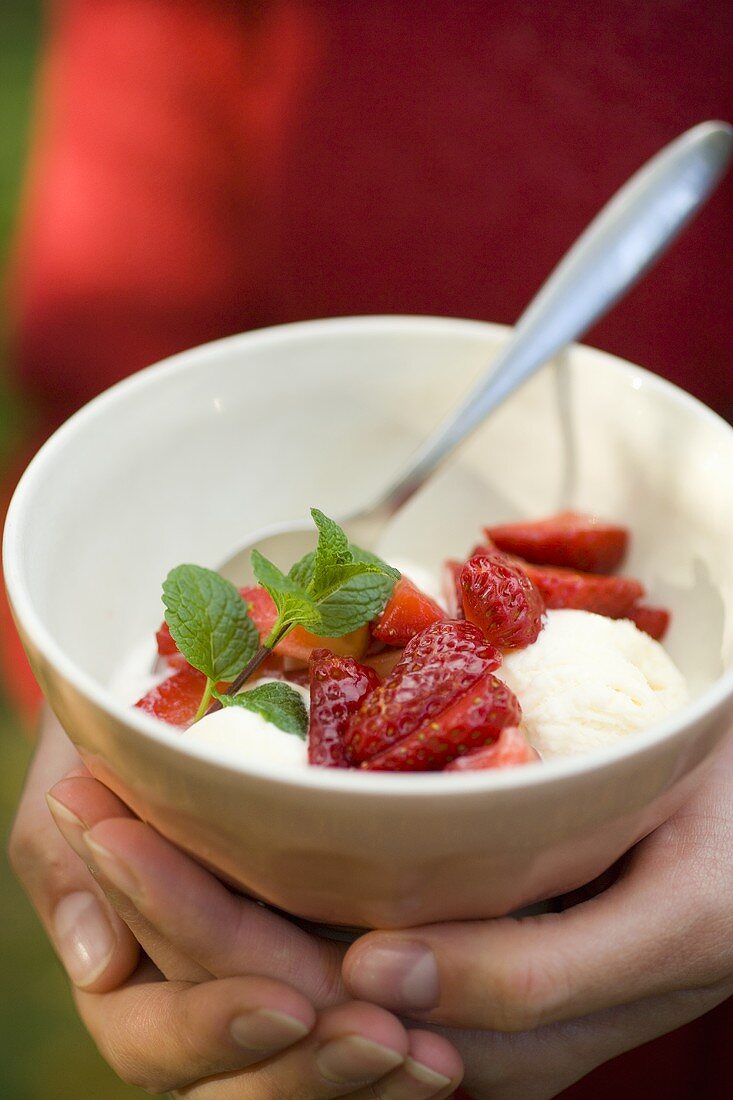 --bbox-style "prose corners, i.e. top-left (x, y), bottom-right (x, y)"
top-left (5, 313), bottom-right (733, 797)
